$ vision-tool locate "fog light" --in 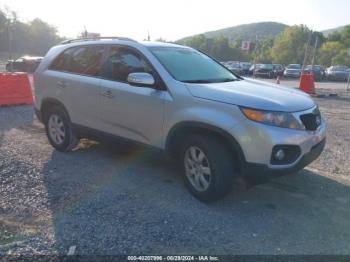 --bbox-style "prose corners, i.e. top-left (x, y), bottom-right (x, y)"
top-left (271, 145), bottom-right (301, 165)
top-left (275, 149), bottom-right (285, 160)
